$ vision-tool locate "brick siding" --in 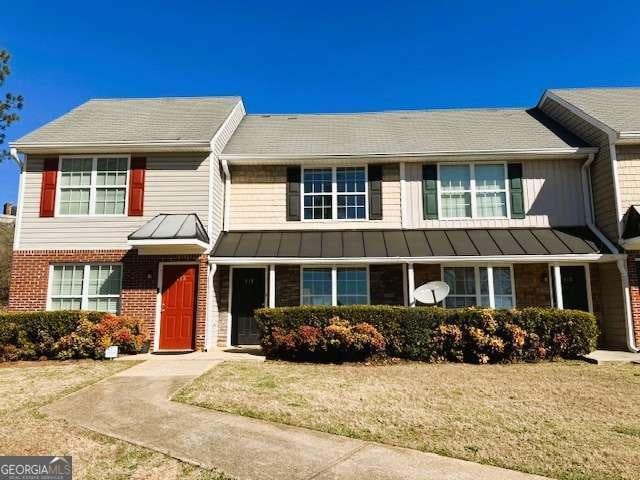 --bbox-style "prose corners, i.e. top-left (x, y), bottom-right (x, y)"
top-left (626, 253), bottom-right (640, 347)
top-left (513, 263), bottom-right (551, 308)
top-left (370, 264), bottom-right (404, 305)
top-left (9, 250), bottom-right (208, 350)
top-left (275, 265), bottom-right (300, 307)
